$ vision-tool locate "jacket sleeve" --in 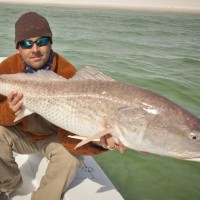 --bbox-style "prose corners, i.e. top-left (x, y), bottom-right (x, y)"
top-left (0, 56), bottom-right (22, 126)
top-left (0, 95), bottom-right (17, 126)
